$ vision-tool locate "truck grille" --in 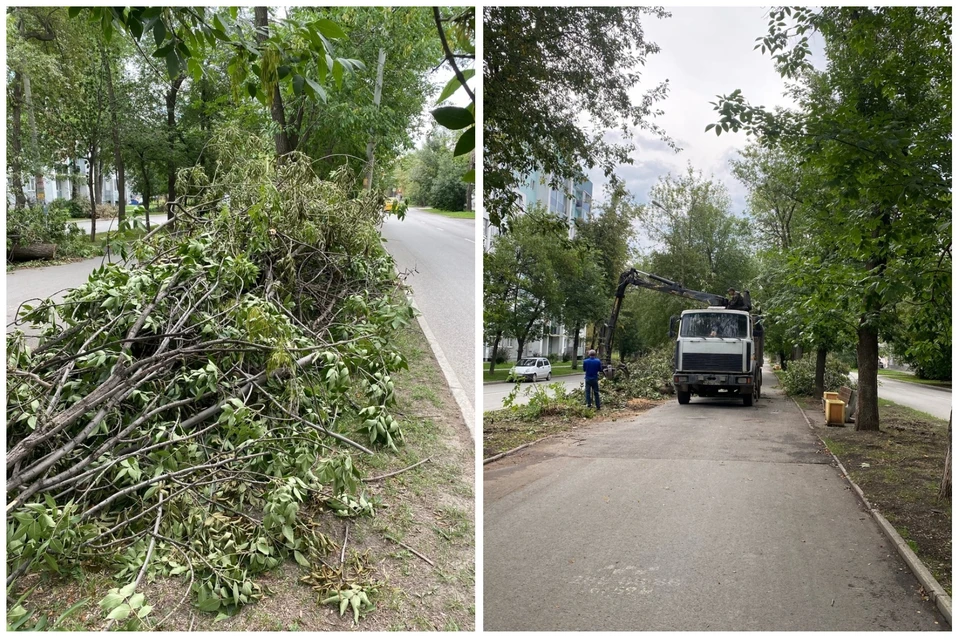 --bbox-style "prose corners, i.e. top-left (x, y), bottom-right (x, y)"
top-left (681, 353), bottom-right (743, 372)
